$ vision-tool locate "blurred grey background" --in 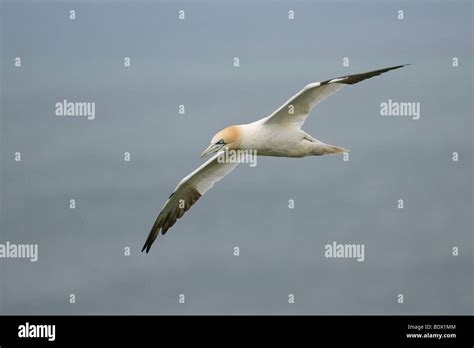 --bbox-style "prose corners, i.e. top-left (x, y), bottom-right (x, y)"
top-left (0, 0), bottom-right (472, 314)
